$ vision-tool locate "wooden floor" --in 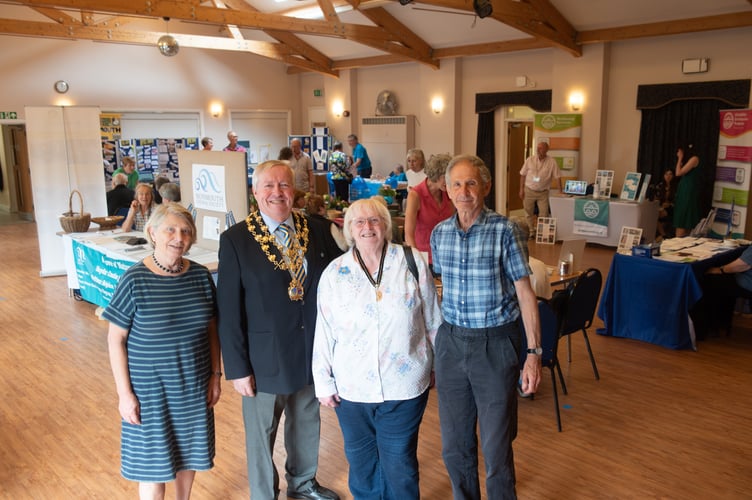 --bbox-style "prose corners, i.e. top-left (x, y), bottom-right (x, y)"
top-left (1, 222), bottom-right (751, 499)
